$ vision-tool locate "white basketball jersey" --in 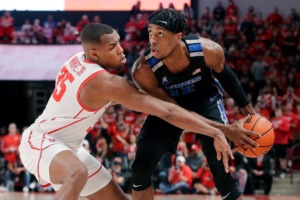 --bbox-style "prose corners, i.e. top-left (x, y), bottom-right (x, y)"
top-left (32, 52), bottom-right (111, 150)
